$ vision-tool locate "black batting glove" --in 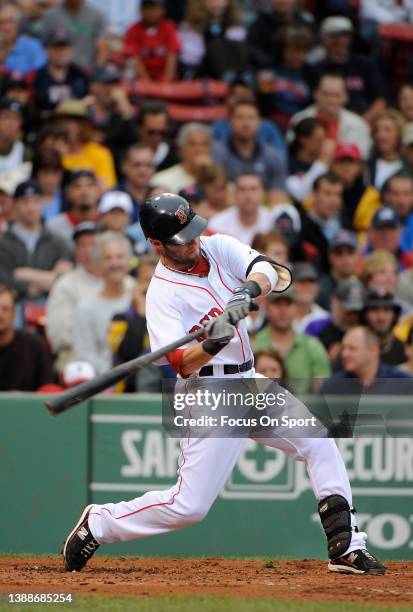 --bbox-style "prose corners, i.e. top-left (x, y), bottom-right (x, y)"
top-left (203, 316), bottom-right (235, 355)
top-left (224, 280), bottom-right (261, 326)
